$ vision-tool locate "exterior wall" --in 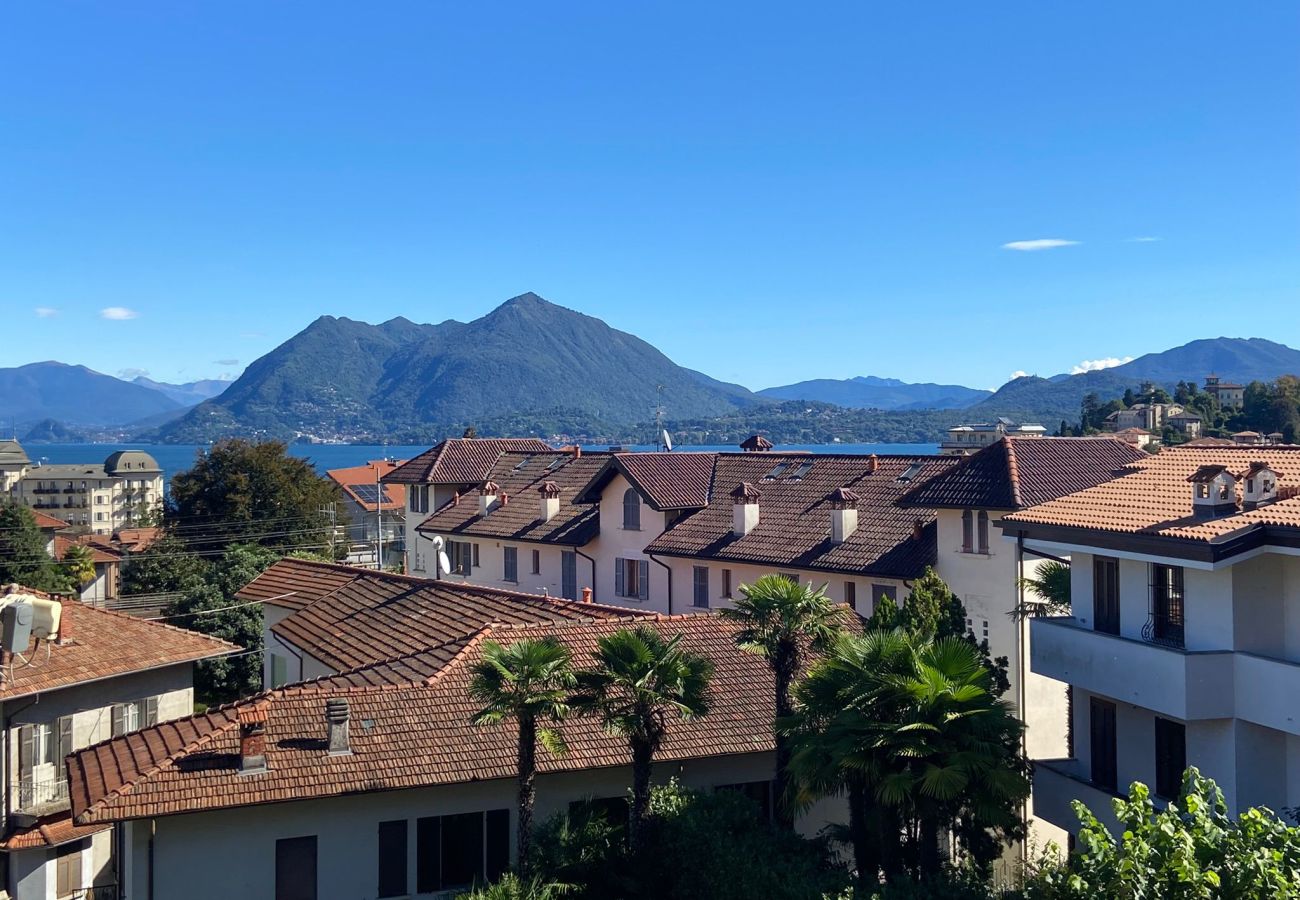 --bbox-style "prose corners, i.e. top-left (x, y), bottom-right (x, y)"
top-left (263, 603), bottom-right (305, 689)
top-left (592, 474), bottom-right (664, 607)
top-left (123, 752), bottom-right (844, 900)
top-left (15, 473), bottom-right (162, 535)
top-left (656, 556), bottom-right (906, 618)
